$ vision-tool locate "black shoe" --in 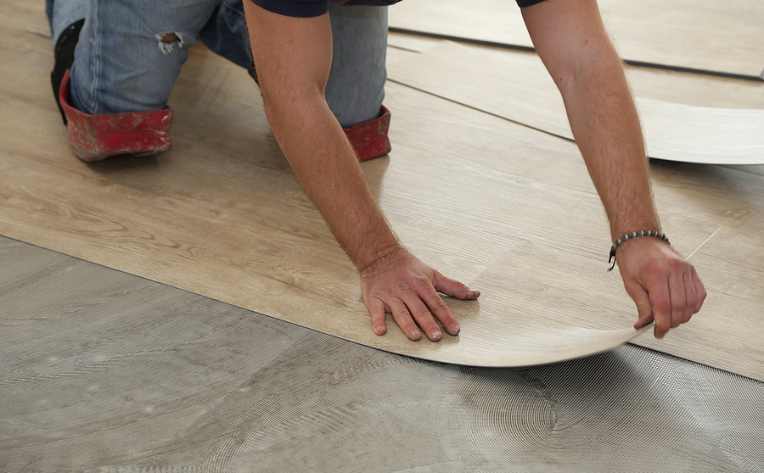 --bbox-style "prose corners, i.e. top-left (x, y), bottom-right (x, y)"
top-left (51, 18), bottom-right (85, 125)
